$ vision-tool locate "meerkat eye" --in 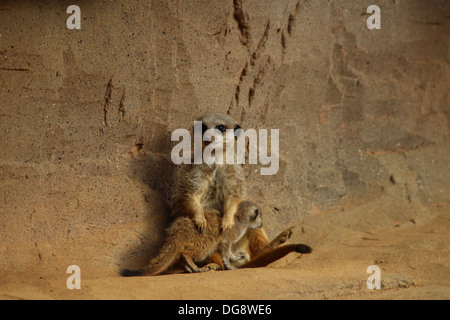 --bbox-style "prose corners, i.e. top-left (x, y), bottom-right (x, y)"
top-left (216, 124), bottom-right (227, 133)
